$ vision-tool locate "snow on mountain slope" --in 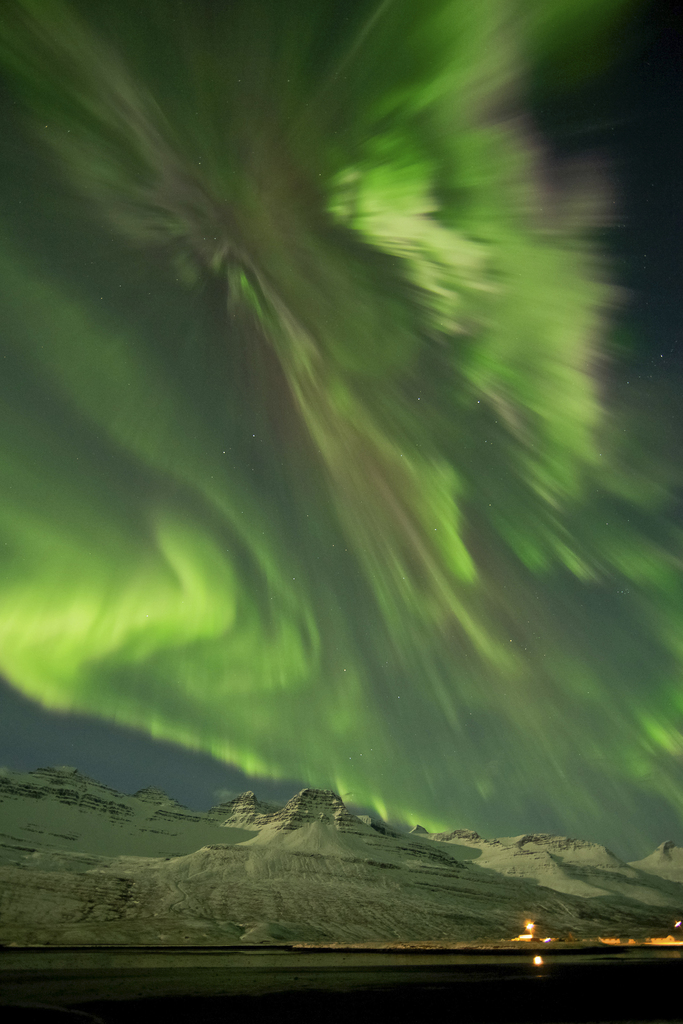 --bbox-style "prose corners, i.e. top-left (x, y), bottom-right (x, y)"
top-left (3, 818), bottom-right (680, 947)
top-left (0, 766), bottom-right (254, 863)
top-left (630, 841), bottom-right (683, 883)
top-left (242, 818), bottom-right (374, 859)
top-left (1, 767), bottom-right (682, 946)
top-left (419, 827), bottom-right (677, 905)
